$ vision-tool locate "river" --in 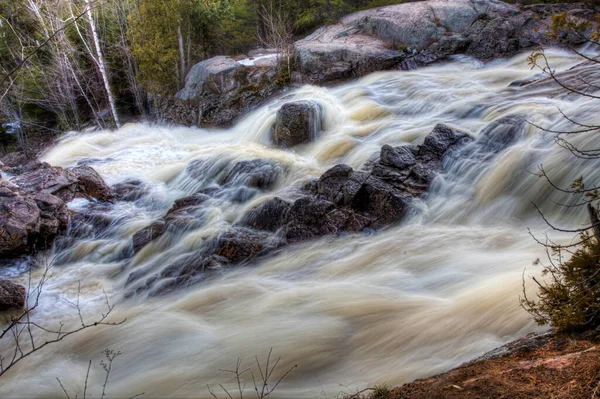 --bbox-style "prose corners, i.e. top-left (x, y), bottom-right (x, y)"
top-left (2, 48), bottom-right (600, 398)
